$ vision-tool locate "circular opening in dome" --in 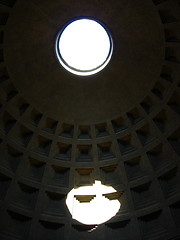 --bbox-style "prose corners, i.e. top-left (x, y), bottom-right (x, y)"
top-left (66, 181), bottom-right (121, 225)
top-left (56, 18), bottom-right (113, 76)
